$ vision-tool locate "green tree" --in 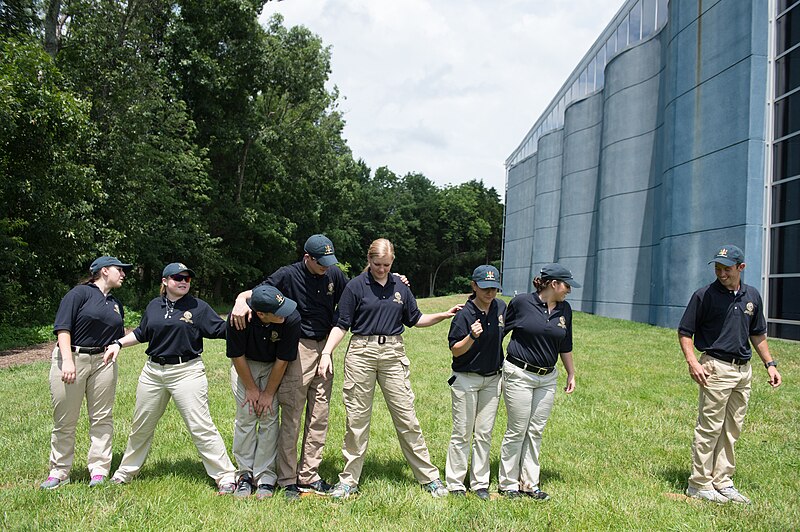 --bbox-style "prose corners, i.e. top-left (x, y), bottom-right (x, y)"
top-left (0, 37), bottom-right (98, 323)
